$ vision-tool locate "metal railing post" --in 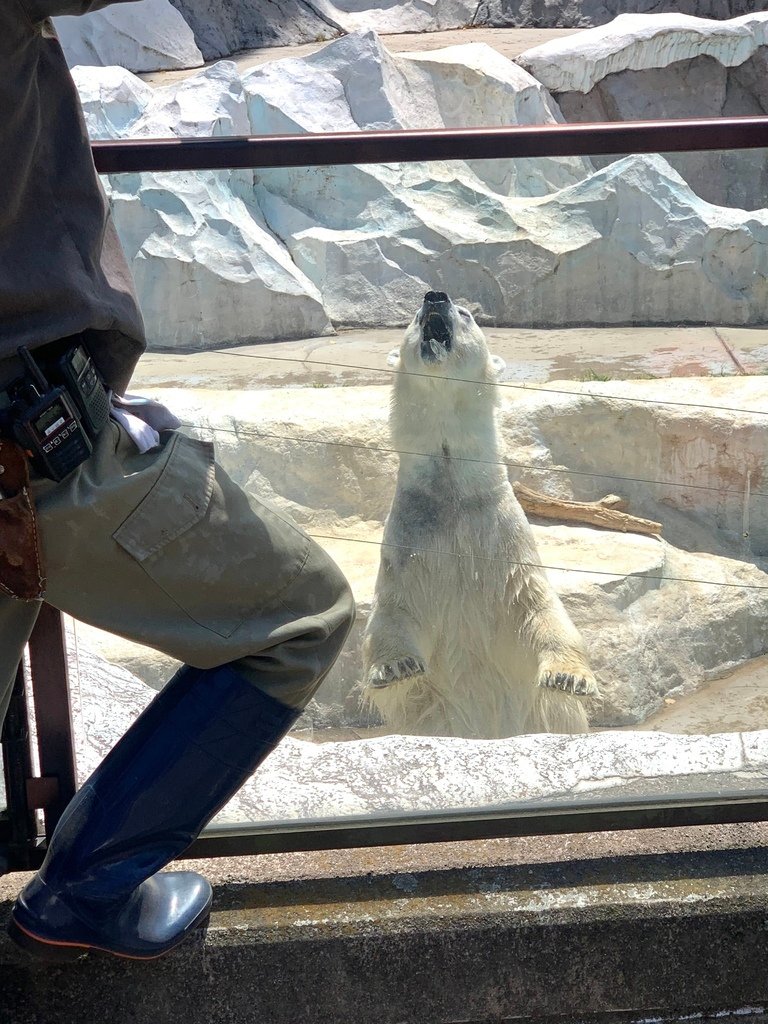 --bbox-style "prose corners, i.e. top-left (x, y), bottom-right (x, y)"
top-left (1, 666), bottom-right (38, 871)
top-left (26, 605), bottom-right (77, 840)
